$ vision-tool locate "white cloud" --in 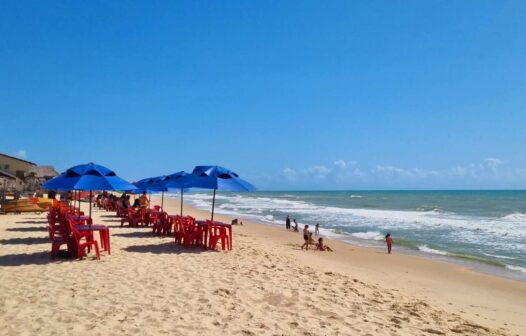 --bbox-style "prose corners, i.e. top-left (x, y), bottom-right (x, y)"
top-left (374, 165), bottom-right (437, 179)
top-left (303, 165), bottom-right (331, 178)
top-left (281, 168), bottom-right (297, 181)
top-left (484, 158), bottom-right (502, 173)
top-left (14, 149), bottom-right (27, 159)
top-left (279, 160), bottom-right (365, 186)
top-left (333, 160), bottom-right (348, 169)
top-left (277, 157), bottom-right (518, 188)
